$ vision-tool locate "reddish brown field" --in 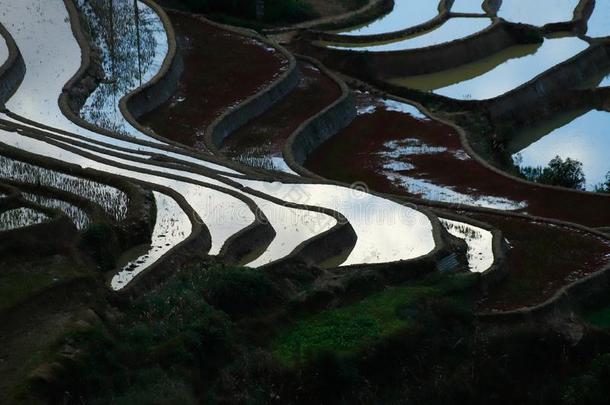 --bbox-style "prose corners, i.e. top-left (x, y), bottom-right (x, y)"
top-left (468, 213), bottom-right (610, 312)
top-left (305, 91), bottom-right (610, 228)
top-left (140, 11), bottom-right (288, 147)
top-left (220, 61), bottom-right (341, 171)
